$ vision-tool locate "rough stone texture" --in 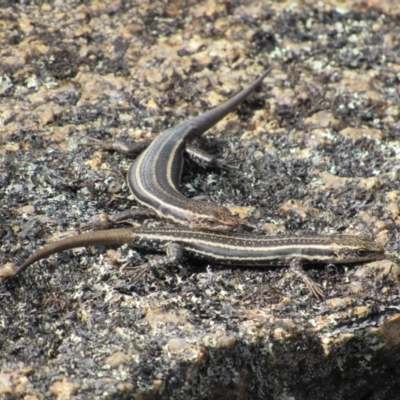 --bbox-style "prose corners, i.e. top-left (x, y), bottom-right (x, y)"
top-left (0, 1), bottom-right (400, 399)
